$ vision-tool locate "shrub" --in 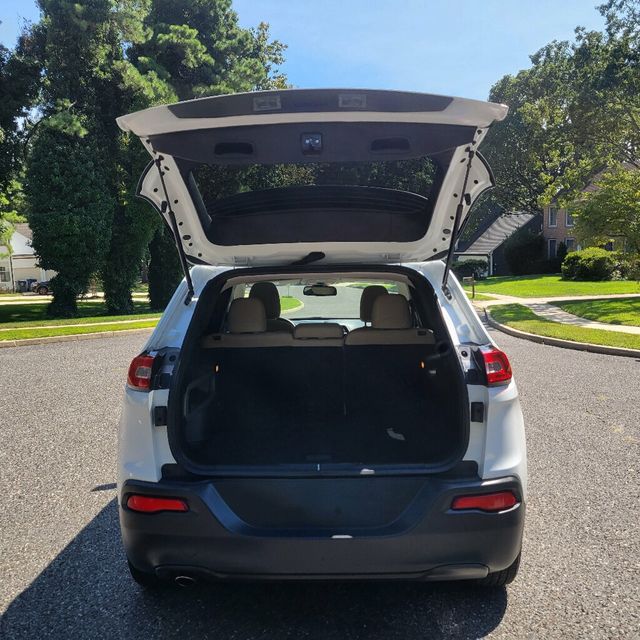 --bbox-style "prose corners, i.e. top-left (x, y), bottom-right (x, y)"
top-left (503, 230), bottom-right (545, 275)
top-left (561, 247), bottom-right (618, 281)
top-left (619, 255), bottom-right (640, 281)
top-left (452, 259), bottom-right (488, 279)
